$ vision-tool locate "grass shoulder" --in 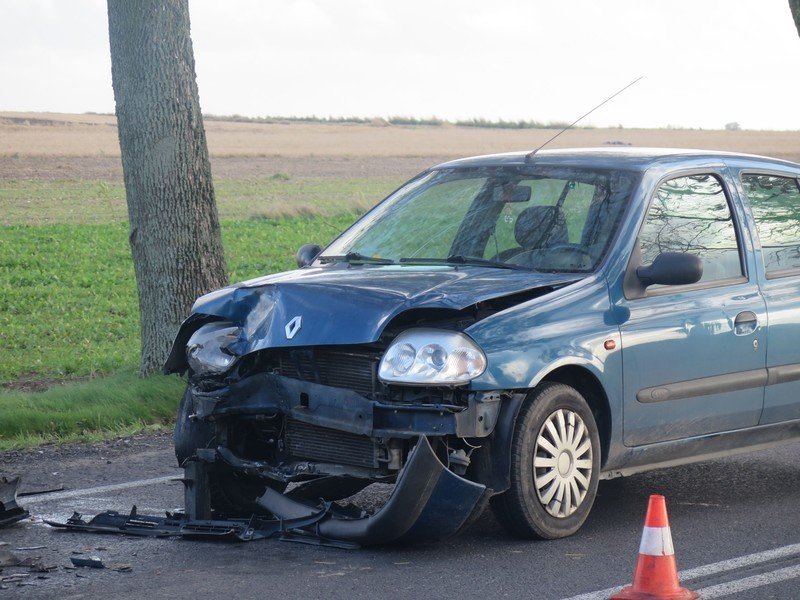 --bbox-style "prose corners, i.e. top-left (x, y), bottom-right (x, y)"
top-left (0, 371), bottom-right (185, 450)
